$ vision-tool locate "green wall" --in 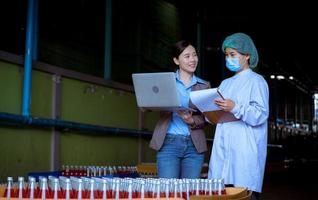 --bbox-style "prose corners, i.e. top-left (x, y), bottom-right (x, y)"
top-left (0, 61), bottom-right (22, 114)
top-left (0, 127), bottom-right (51, 180)
top-left (60, 78), bottom-right (138, 128)
top-left (0, 61), bottom-right (52, 181)
top-left (0, 60), bottom-right (158, 182)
